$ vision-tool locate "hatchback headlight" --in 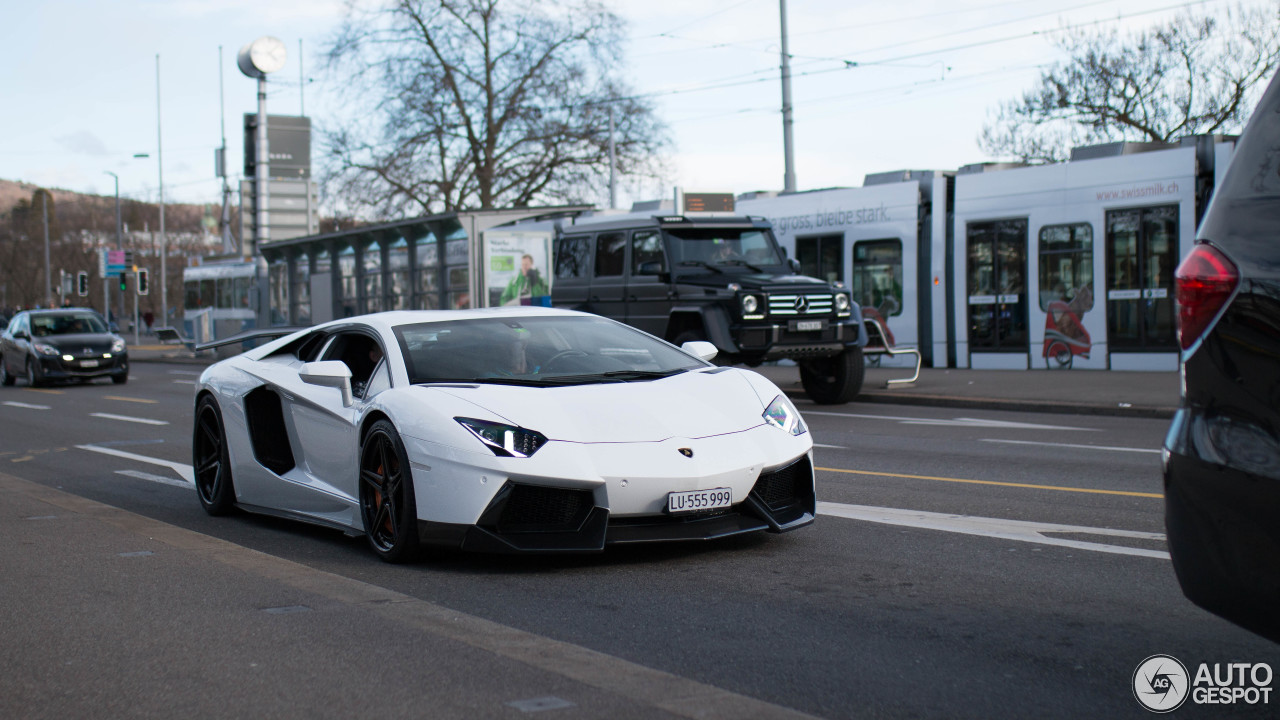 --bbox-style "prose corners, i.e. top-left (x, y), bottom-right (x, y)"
top-left (111, 338), bottom-right (127, 353)
top-left (762, 395), bottom-right (807, 436)
top-left (33, 343), bottom-right (59, 356)
top-left (456, 418), bottom-right (548, 458)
